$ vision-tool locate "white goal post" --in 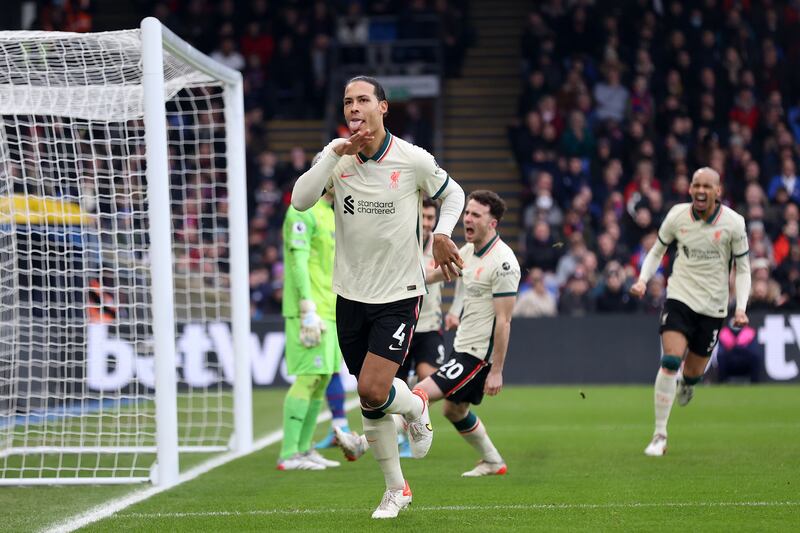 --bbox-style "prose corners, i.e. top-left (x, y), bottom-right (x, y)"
top-left (0, 18), bottom-right (252, 486)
